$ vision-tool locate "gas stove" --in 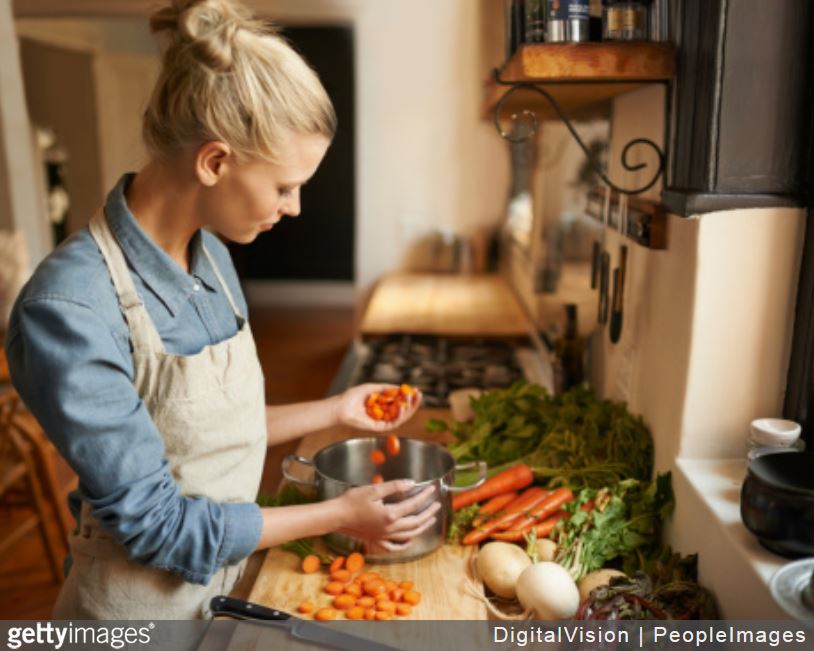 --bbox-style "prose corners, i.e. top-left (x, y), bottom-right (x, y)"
top-left (347, 334), bottom-right (548, 408)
